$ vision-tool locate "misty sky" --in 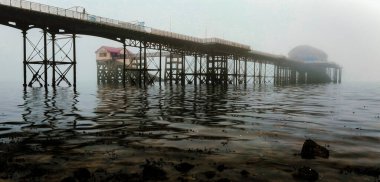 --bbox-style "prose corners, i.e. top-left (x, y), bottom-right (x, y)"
top-left (0, 0), bottom-right (380, 83)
